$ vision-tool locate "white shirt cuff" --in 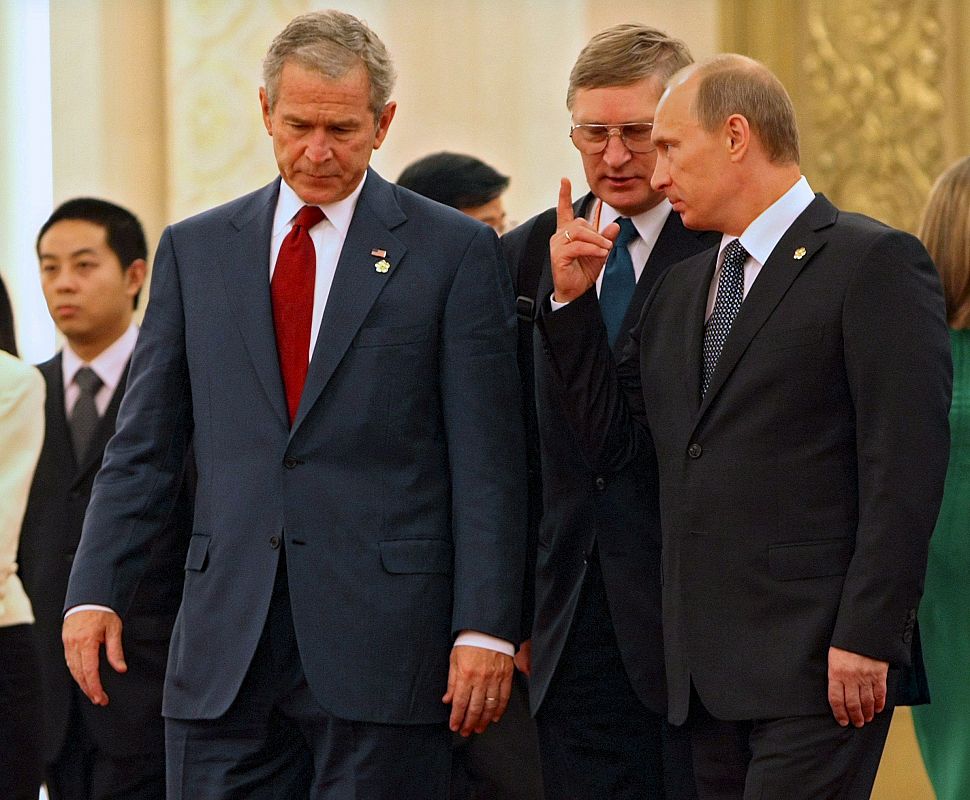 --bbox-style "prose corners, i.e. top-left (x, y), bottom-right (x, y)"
top-left (64, 604), bottom-right (115, 618)
top-left (453, 630), bottom-right (514, 656)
